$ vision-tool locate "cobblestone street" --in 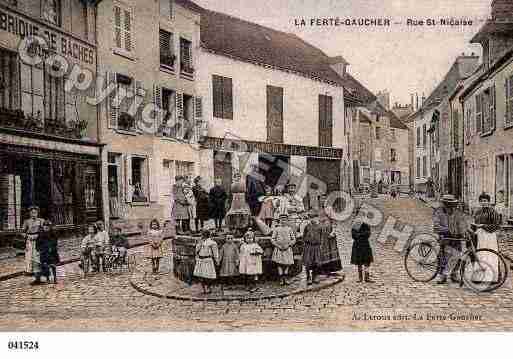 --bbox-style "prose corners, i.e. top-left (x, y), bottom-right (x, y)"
top-left (2, 198), bottom-right (513, 331)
